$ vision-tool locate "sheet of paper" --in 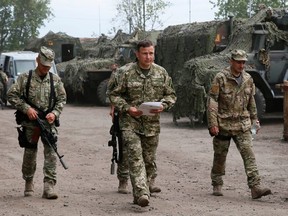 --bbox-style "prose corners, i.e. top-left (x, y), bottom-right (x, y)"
top-left (138, 102), bottom-right (162, 116)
